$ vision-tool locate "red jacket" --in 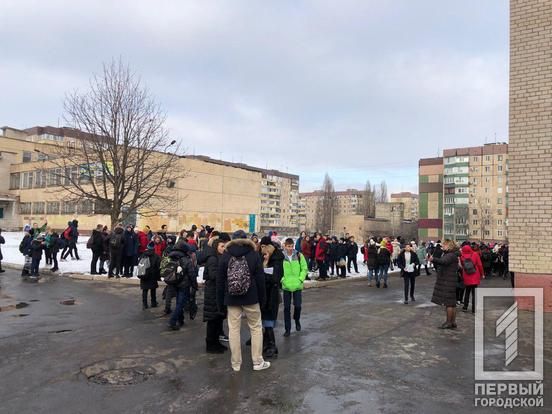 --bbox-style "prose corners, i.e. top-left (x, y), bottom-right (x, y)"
top-left (460, 245), bottom-right (484, 286)
top-left (301, 239), bottom-right (312, 258)
top-left (315, 238), bottom-right (328, 261)
top-left (154, 240), bottom-right (167, 257)
top-left (136, 231), bottom-right (148, 254)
